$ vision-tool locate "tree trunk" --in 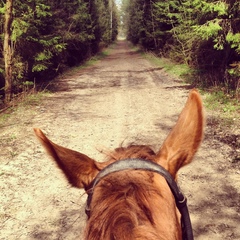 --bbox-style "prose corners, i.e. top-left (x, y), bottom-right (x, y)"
top-left (3, 0), bottom-right (14, 103)
top-left (150, 0), bottom-right (157, 49)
